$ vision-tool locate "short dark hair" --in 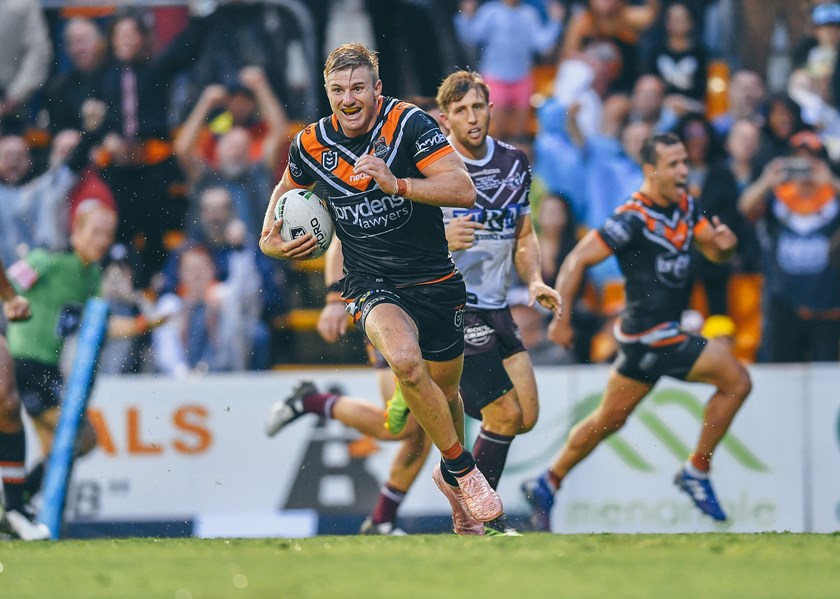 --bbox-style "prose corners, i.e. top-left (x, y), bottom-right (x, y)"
top-left (436, 70), bottom-right (490, 113)
top-left (640, 132), bottom-right (682, 165)
top-left (323, 43), bottom-right (379, 83)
